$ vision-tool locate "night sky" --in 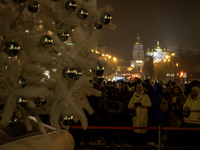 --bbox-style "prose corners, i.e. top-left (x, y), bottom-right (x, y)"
top-left (97, 0), bottom-right (200, 60)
